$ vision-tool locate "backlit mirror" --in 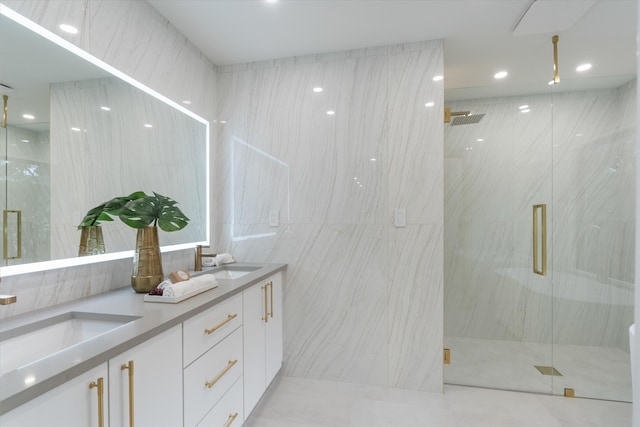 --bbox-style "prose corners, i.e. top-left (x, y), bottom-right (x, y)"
top-left (0, 5), bottom-right (209, 276)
